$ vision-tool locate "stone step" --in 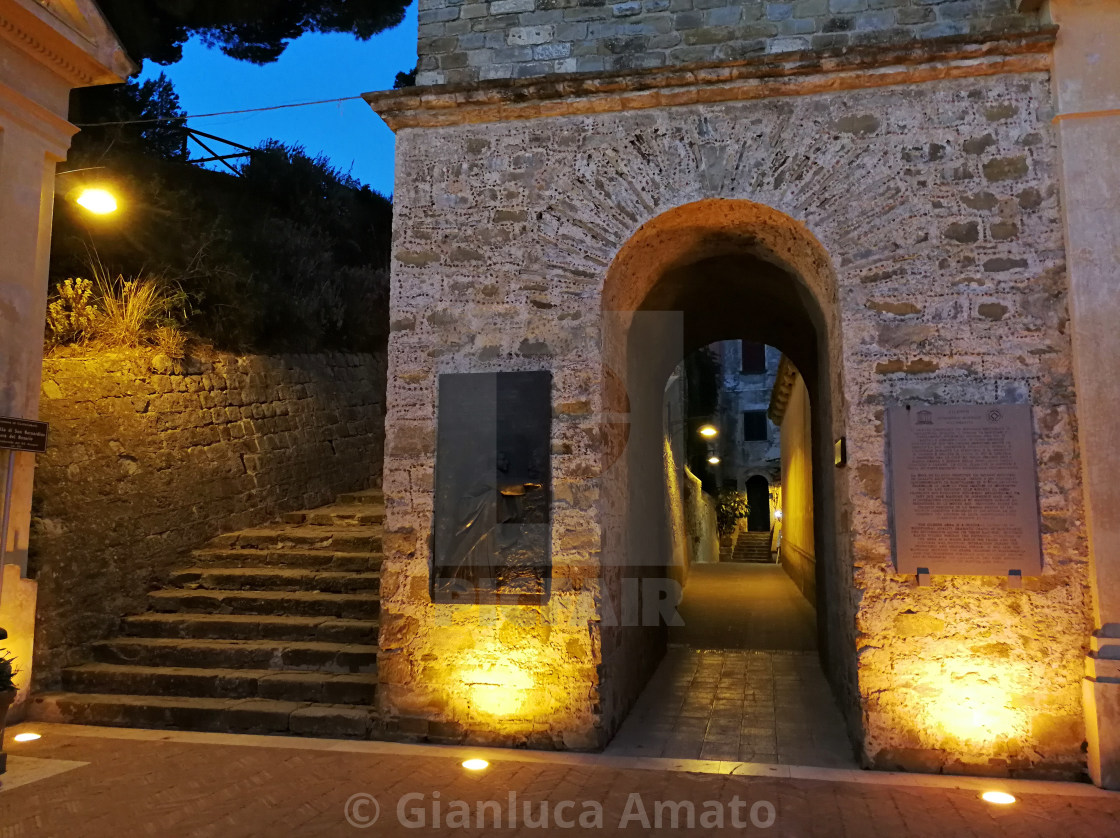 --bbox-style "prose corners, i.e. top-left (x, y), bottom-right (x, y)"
top-left (27, 692), bottom-right (379, 738)
top-left (337, 488), bottom-right (384, 506)
top-left (90, 637), bottom-right (378, 673)
top-left (190, 548), bottom-right (383, 572)
top-left (148, 588), bottom-right (379, 619)
top-left (168, 567), bottom-right (381, 594)
top-left (122, 613), bottom-right (378, 644)
top-left (207, 526), bottom-right (382, 553)
top-left (281, 504), bottom-right (385, 526)
top-left (61, 663), bottom-right (377, 704)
